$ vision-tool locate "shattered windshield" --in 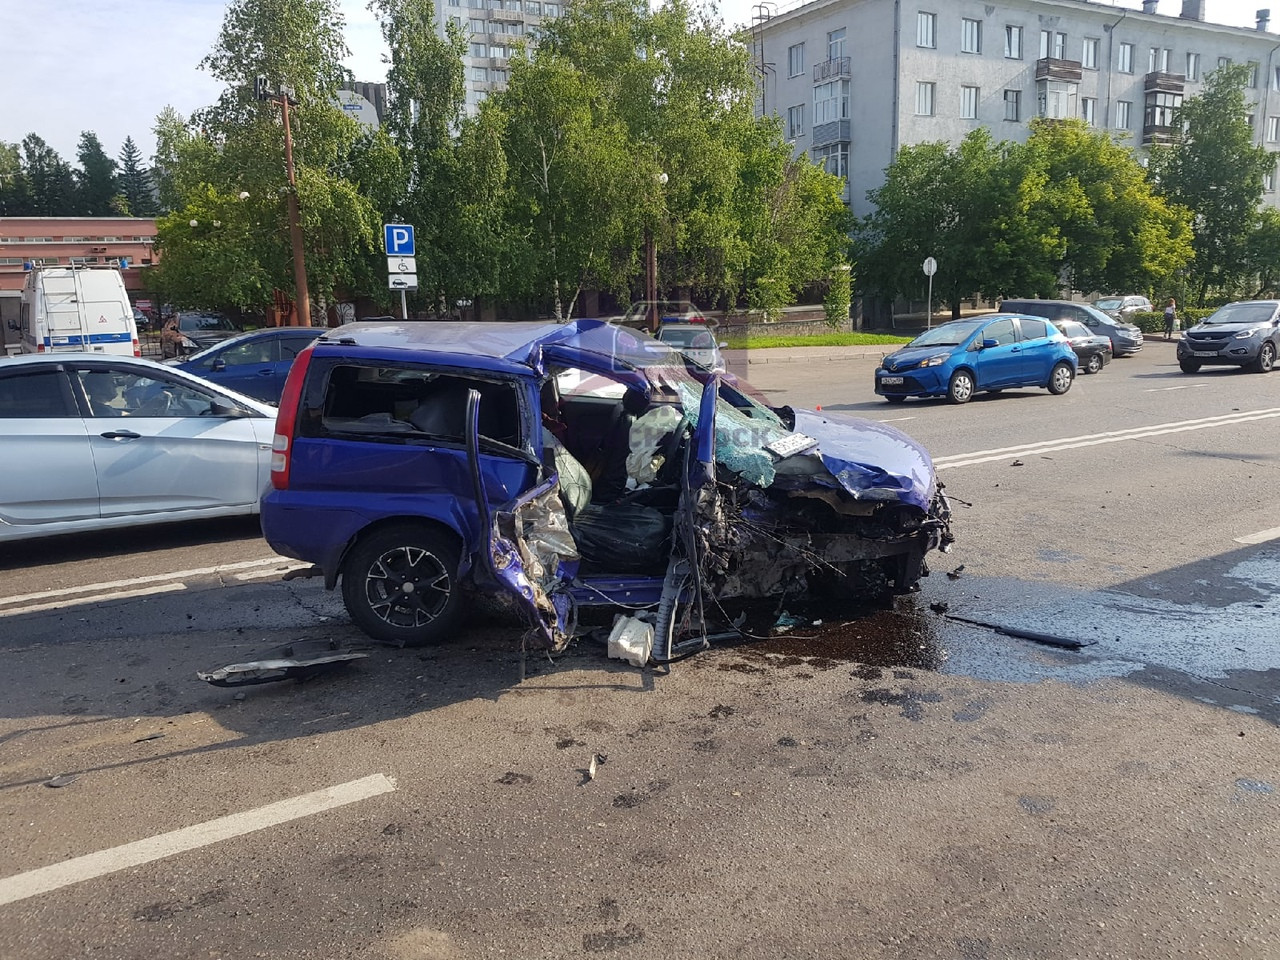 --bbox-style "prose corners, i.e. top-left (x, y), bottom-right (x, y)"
top-left (906, 320), bottom-right (985, 348)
